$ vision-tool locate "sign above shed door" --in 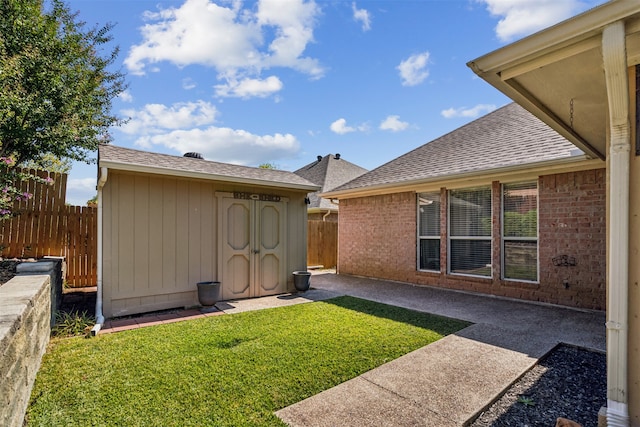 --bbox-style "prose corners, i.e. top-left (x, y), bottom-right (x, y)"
top-left (218, 195), bottom-right (287, 300)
